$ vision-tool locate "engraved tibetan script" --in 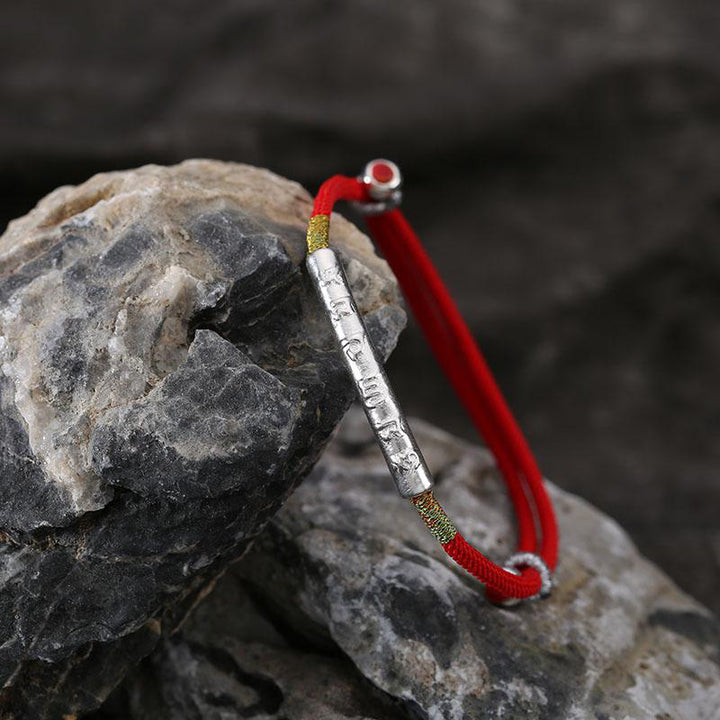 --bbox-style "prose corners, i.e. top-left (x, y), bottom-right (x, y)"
top-left (307, 247), bottom-right (434, 498)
